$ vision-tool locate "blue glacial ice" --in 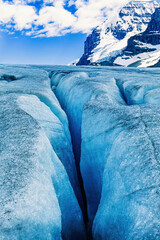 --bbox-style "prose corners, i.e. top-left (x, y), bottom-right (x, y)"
top-left (50, 66), bottom-right (160, 240)
top-left (0, 64), bottom-right (160, 240)
top-left (0, 93), bottom-right (62, 240)
top-left (0, 66), bottom-right (86, 240)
